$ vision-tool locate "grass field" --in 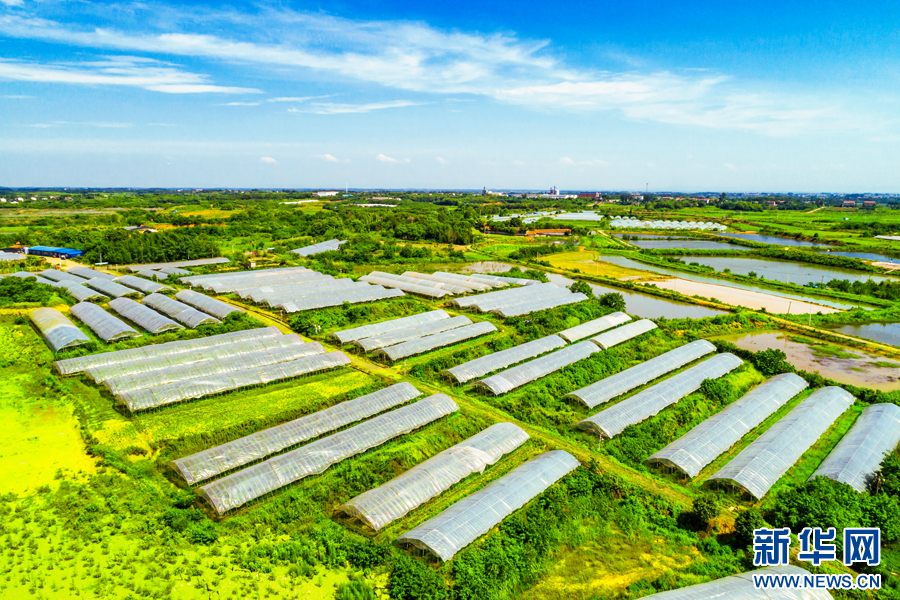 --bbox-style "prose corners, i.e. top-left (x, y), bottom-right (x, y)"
top-left (547, 250), bottom-right (662, 279)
